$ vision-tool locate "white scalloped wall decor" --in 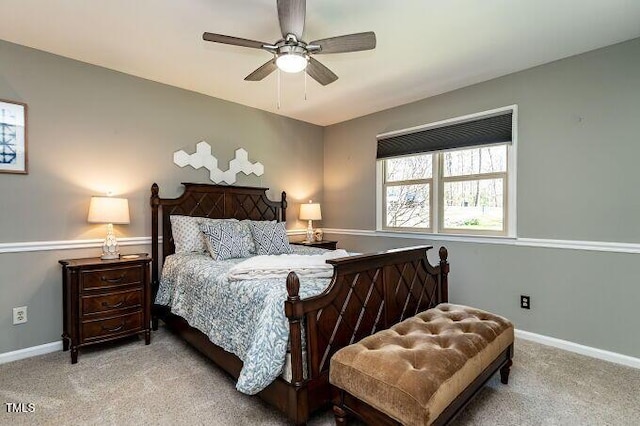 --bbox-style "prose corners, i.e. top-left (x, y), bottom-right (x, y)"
top-left (173, 141), bottom-right (264, 184)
